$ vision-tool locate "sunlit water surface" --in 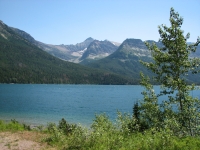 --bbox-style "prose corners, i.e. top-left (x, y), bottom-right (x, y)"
top-left (0, 84), bottom-right (199, 127)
